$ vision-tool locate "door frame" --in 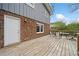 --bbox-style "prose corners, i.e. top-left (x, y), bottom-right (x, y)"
top-left (4, 15), bottom-right (21, 46)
